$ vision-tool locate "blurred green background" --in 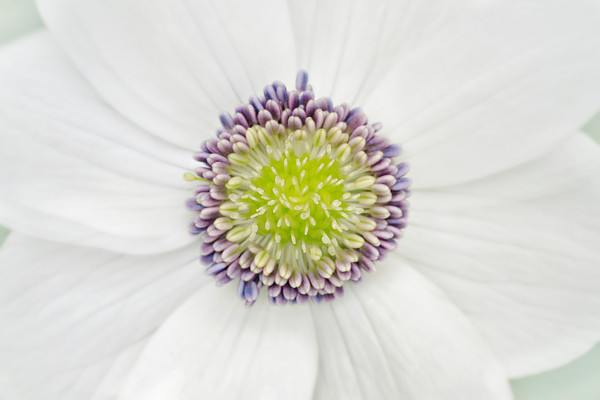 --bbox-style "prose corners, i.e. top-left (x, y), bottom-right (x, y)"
top-left (1, 0), bottom-right (599, 398)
